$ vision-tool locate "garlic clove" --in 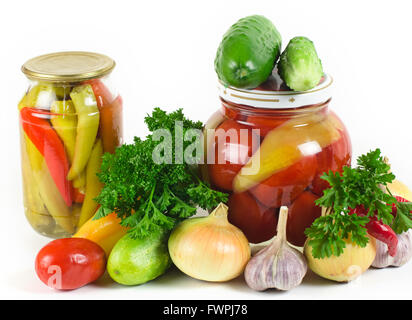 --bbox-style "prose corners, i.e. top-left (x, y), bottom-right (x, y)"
top-left (372, 230), bottom-right (412, 268)
top-left (372, 239), bottom-right (393, 268)
top-left (272, 244), bottom-right (307, 291)
top-left (394, 231), bottom-right (412, 266)
top-left (244, 206), bottom-right (307, 291)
